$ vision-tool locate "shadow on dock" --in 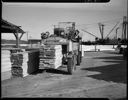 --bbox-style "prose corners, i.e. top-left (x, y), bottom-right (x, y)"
top-left (31, 68), bottom-right (69, 75)
top-left (102, 50), bottom-right (124, 55)
top-left (115, 98), bottom-right (127, 100)
top-left (102, 51), bottom-right (120, 54)
top-left (81, 55), bottom-right (127, 84)
top-left (92, 55), bottom-right (124, 60)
